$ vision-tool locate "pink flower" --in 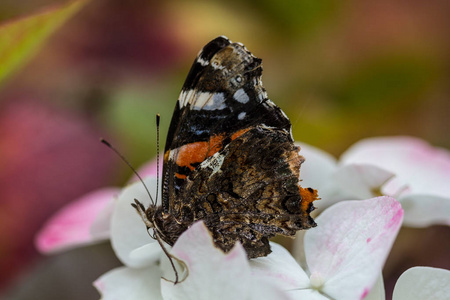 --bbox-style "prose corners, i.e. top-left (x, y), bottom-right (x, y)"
top-left (35, 187), bottom-right (119, 253)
